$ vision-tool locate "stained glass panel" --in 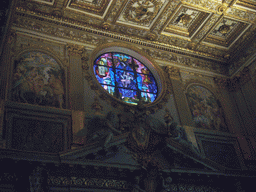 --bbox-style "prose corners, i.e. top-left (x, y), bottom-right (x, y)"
top-left (94, 65), bottom-right (115, 86)
top-left (134, 58), bottom-right (147, 73)
top-left (95, 53), bottom-right (113, 67)
top-left (115, 70), bottom-right (136, 89)
top-left (141, 92), bottom-right (157, 103)
top-left (102, 85), bottom-right (115, 96)
top-left (118, 88), bottom-right (138, 104)
top-left (113, 53), bottom-right (133, 71)
top-left (94, 52), bottom-right (158, 105)
top-left (137, 74), bottom-right (157, 93)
